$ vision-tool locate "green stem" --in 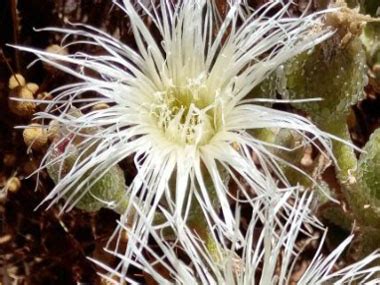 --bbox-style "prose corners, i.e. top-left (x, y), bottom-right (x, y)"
top-left (320, 118), bottom-right (357, 183)
top-left (188, 206), bottom-right (220, 262)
